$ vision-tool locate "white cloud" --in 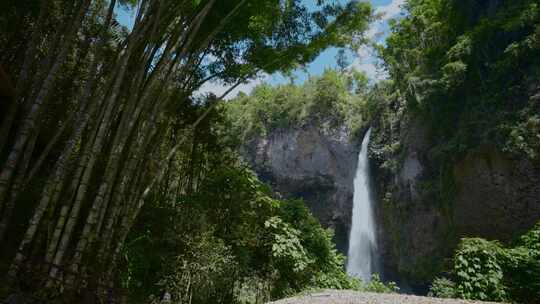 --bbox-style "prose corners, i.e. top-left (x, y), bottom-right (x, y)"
top-left (376, 0), bottom-right (405, 21)
top-left (350, 0), bottom-right (405, 80)
top-left (353, 61), bottom-right (378, 79)
top-left (351, 59), bottom-right (387, 81)
top-left (367, 0), bottom-right (405, 42)
top-left (197, 74), bottom-right (269, 100)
